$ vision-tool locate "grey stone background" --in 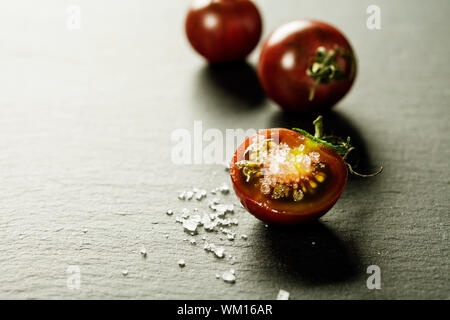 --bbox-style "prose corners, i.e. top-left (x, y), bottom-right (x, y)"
top-left (0, 0), bottom-right (448, 299)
